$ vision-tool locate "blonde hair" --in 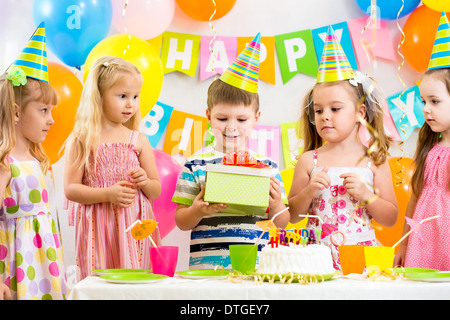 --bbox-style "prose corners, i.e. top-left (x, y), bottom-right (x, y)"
top-left (0, 75), bottom-right (57, 173)
top-left (299, 80), bottom-right (391, 167)
top-left (67, 56), bottom-right (143, 171)
top-left (207, 79), bottom-right (259, 112)
top-left (411, 68), bottom-right (450, 197)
